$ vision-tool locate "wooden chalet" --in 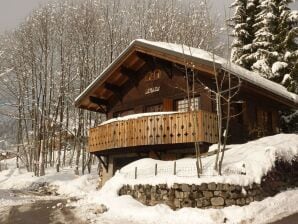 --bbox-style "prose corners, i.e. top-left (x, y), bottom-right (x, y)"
top-left (75, 39), bottom-right (298, 183)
